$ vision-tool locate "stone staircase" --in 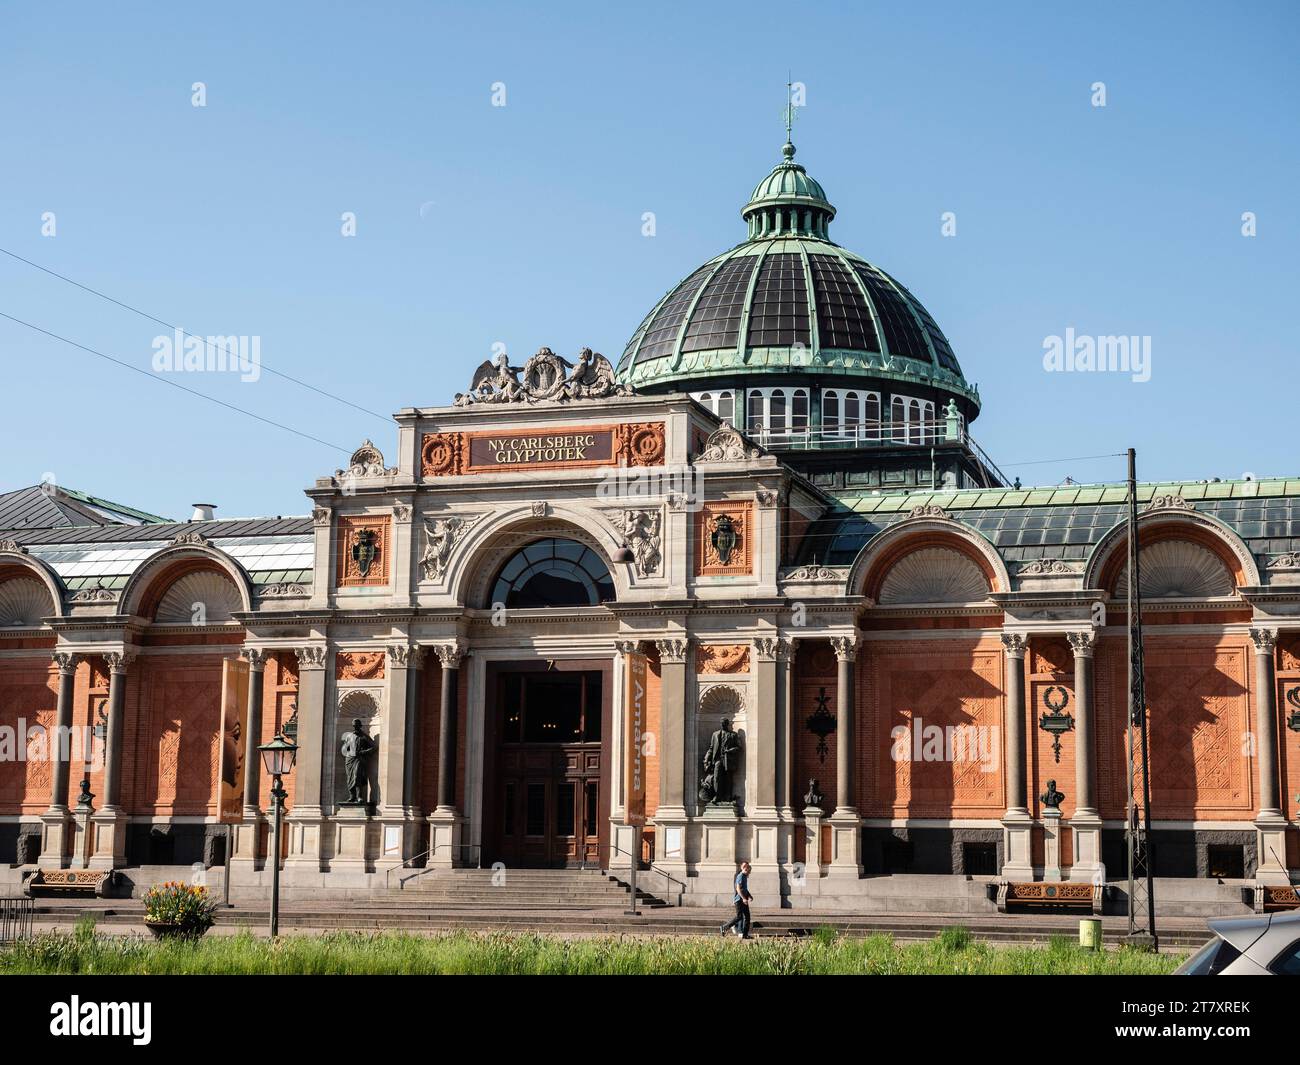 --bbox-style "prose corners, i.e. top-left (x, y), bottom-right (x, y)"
top-left (392, 867), bottom-right (668, 910)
